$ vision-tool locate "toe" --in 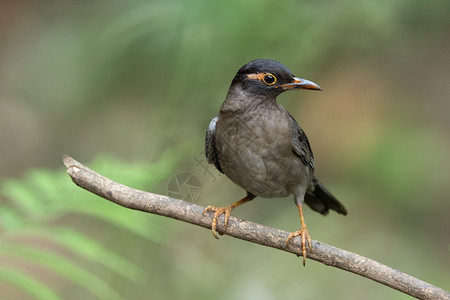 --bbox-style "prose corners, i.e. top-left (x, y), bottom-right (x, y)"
top-left (286, 227), bottom-right (313, 266)
top-left (203, 206), bottom-right (233, 239)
